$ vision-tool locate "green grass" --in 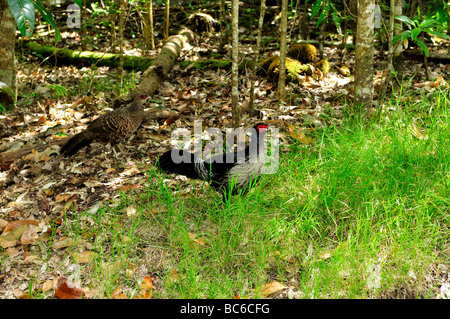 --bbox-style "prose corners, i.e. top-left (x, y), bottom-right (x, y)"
top-left (58, 89), bottom-right (450, 299)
